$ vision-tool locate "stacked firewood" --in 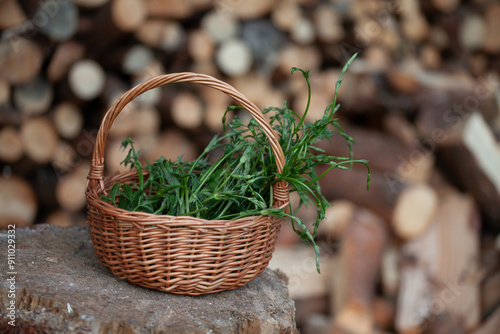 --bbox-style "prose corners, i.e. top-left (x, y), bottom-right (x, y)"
top-left (0, 0), bottom-right (499, 332)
